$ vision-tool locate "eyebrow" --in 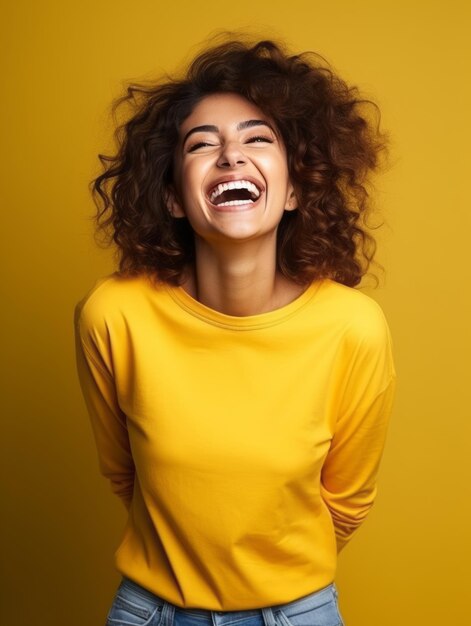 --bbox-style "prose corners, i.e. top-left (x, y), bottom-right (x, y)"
top-left (182, 119), bottom-right (275, 147)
